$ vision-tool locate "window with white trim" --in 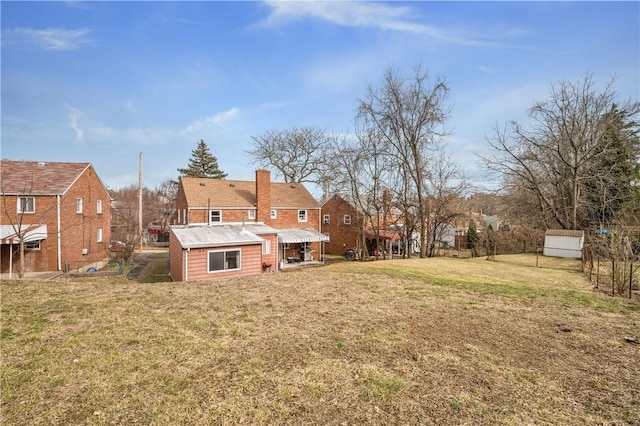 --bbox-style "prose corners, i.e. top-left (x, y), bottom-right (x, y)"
top-left (262, 240), bottom-right (271, 254)
top-left (208, 249), bottom-right (240, 272)
top-left (17, 196), bottom-right (35, 213)
top-left (298, 209), bottom-right (307, 222)
top-left (343, 215), bottom-right (351, 225)
top-left (323, 214), bottom-right (330, 224)
top-left (270, 209), bottom-right (277, 219)
top-left (97, 228), bottom-right (103, 243)
top-left (97, 199), bottom-right (103, 214)
top-left (25, 240), bottom-right (41, 250)
top-left (248, 209), bottom-right (256, 220)
top-left (76, 198), bottom-right (83, 214)
top-left (210, 210), bottom-right (222, 223)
